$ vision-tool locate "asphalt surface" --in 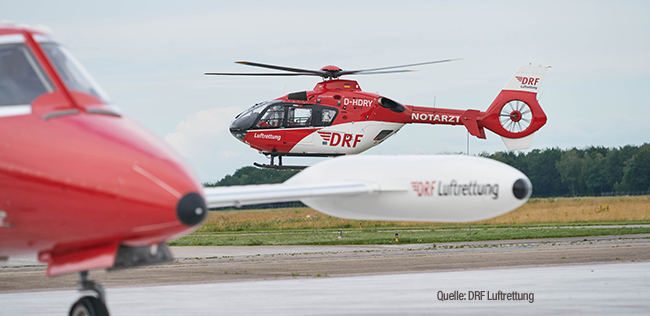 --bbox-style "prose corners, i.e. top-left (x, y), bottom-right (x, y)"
top-left (2, 234), bottom-right (649, 292)
top-left (1, 234), bottom-right (650, 315)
